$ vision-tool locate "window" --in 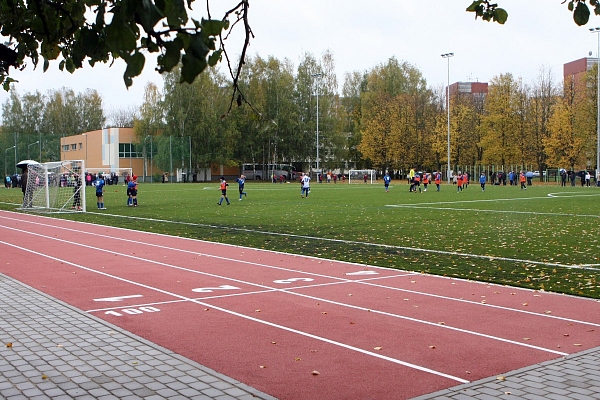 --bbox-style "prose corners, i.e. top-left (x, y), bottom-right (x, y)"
top-left (70, 143), bottom-right (77, 150)
top-left (119, 143), bottom-right (142, 158)
top-left (79, 143), bottom-right (83, 150)
top-left (62, 145), bottom-right (69, 152)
